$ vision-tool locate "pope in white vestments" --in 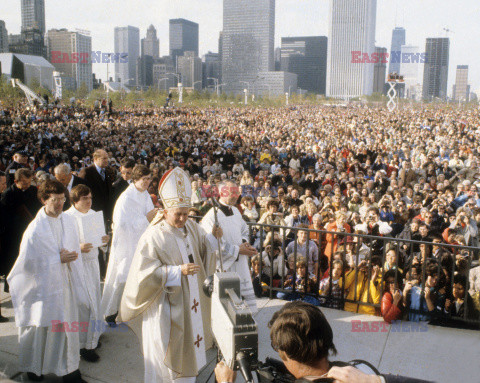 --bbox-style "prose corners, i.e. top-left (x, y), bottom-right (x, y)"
top-left (7, 179), bottom-right (93, 383)
top-left (200, 180), bottom-right (258, 313)
top-left (118, 167), bottom-right (241, 383)
top-left (101, 166), bottom-right (156, 320)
